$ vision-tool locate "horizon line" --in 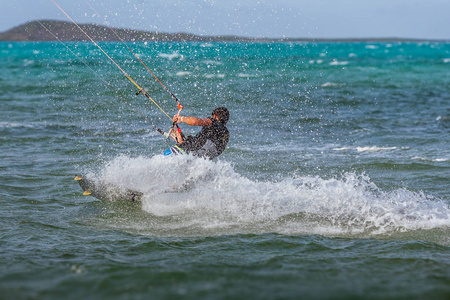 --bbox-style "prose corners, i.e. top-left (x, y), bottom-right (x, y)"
top-left (1, 19), bottom-right (449, 43)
